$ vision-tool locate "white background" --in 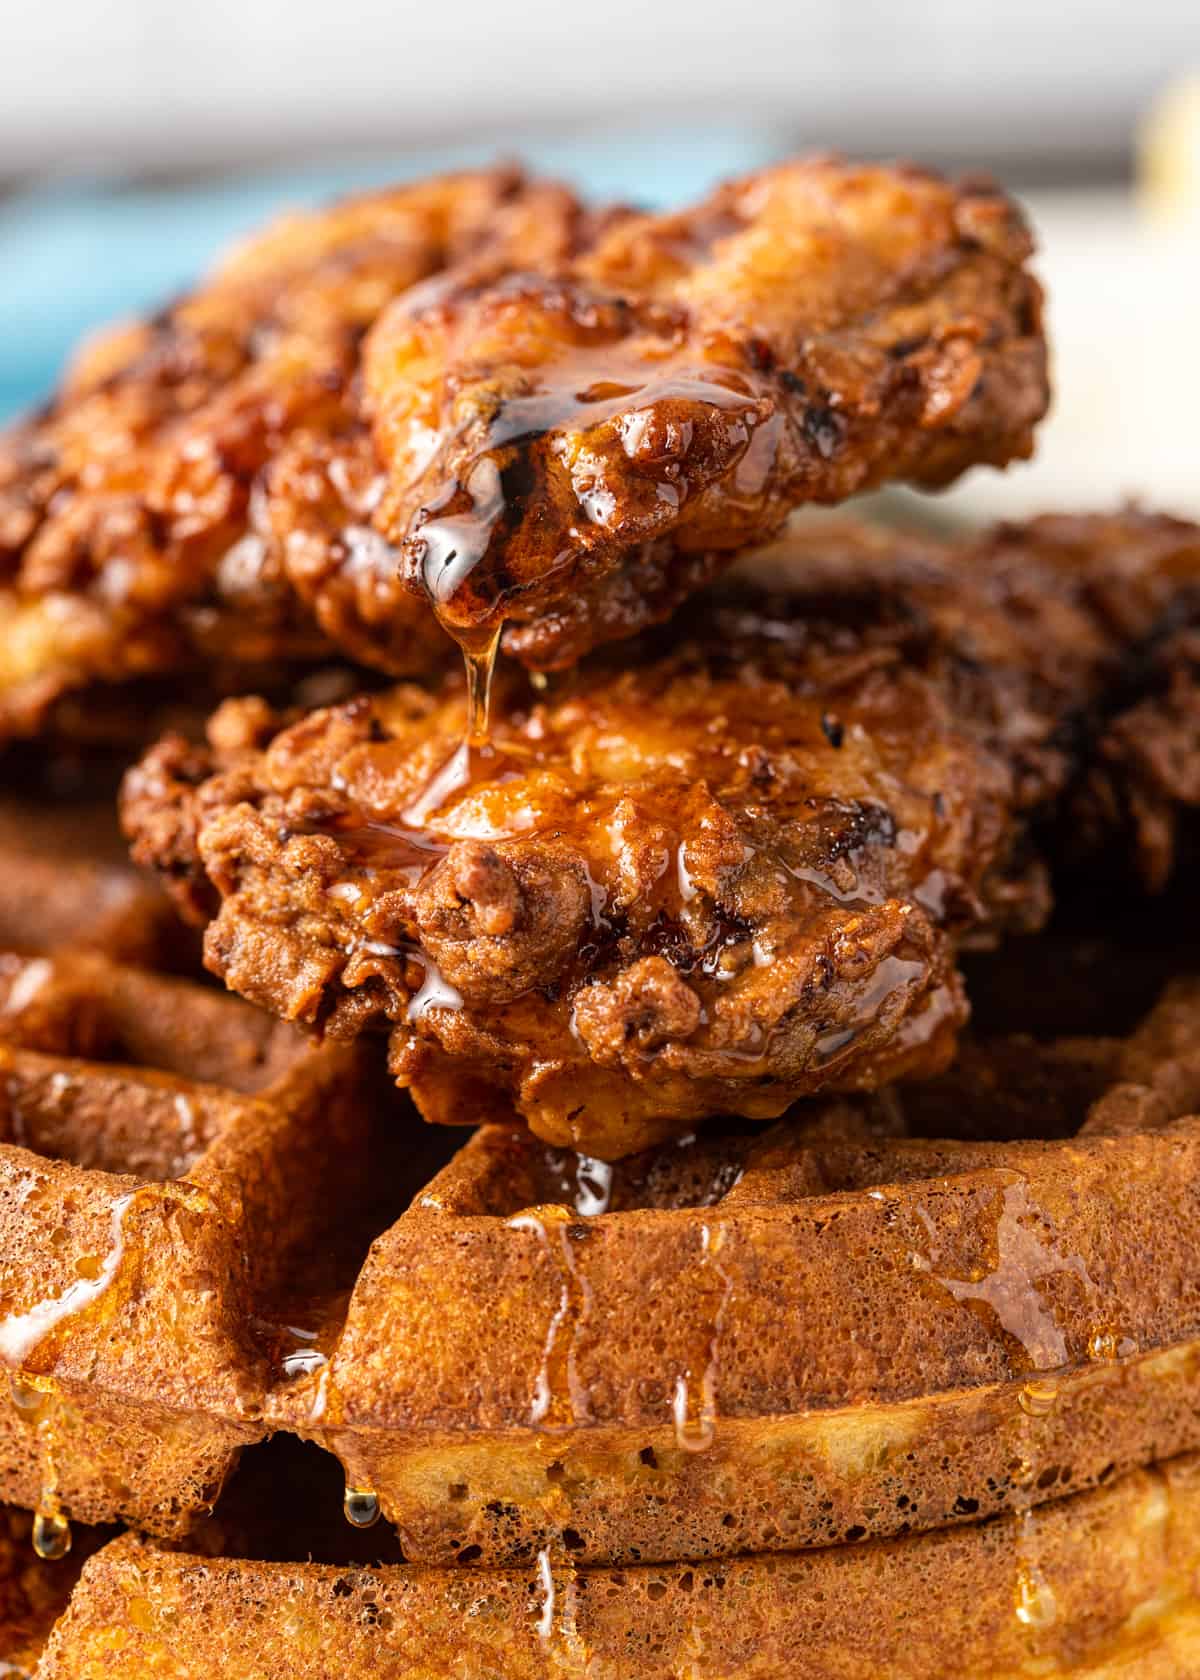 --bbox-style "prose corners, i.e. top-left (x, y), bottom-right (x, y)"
top-left (1, 0), bottom-right (1197, 174)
